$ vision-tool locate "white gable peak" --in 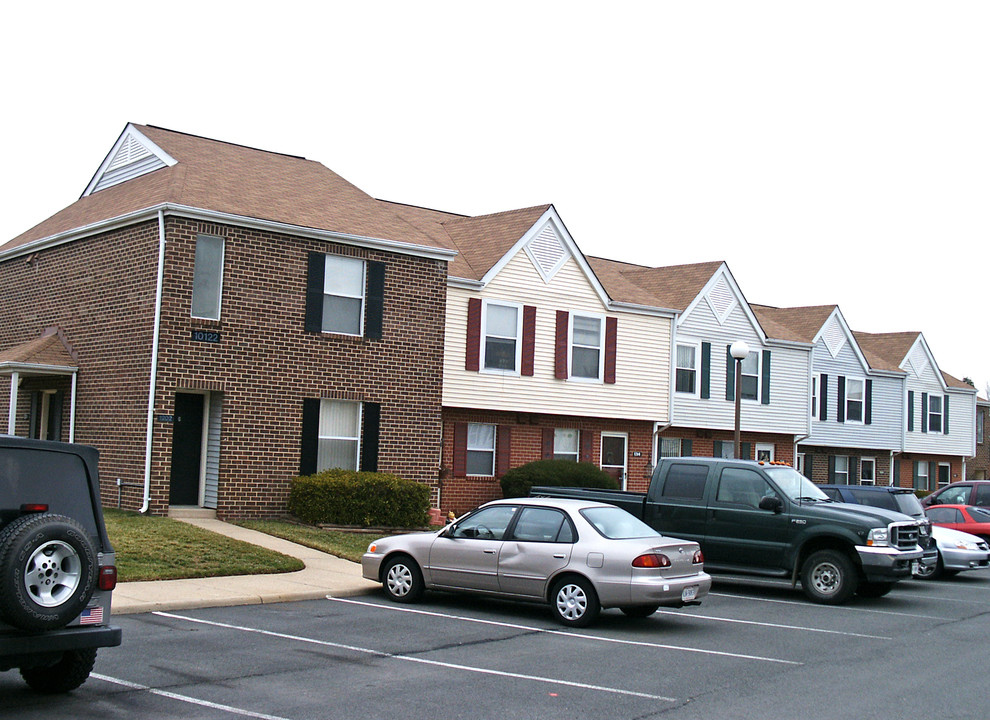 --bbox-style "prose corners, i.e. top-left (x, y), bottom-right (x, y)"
top-left (908, 344), bottom-right (930, 376)
top-left (83, 124), bottom-right (176, 197)
top-left (821, 316), bottom-right (847, 358)
top-left (523, 220), bottom-right (570, 283)
top-left (704, 274), bottom-right (738, 325)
